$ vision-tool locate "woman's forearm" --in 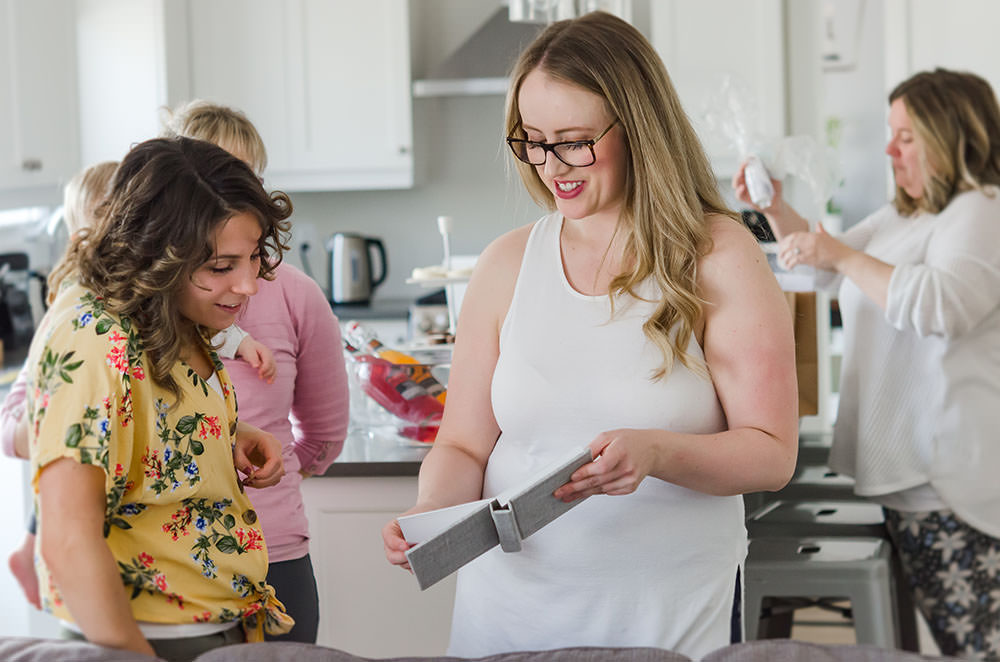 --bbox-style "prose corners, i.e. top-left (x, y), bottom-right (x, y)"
top-left (414, 442), bottom-right (490, 511)
top-left (39, 459), bottom-right (155, 656)
top-left (764, 199), bottom-right (811, 240)
top-left (646, 427), bottom-right (796, 496)
top-left (835, 248), bottom-right (894, 311)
